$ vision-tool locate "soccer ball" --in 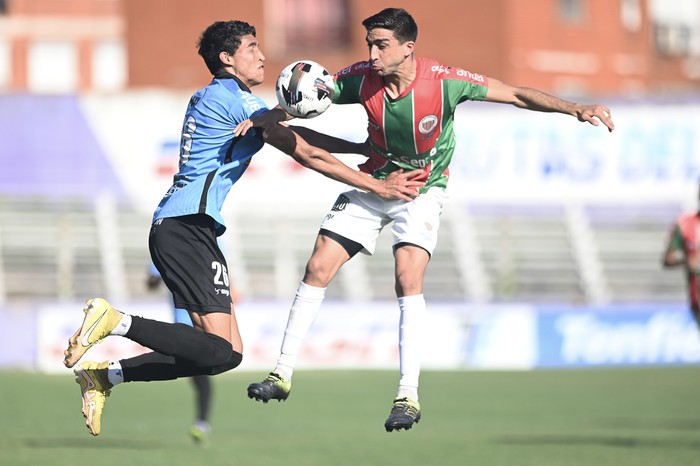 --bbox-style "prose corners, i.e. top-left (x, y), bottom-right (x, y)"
top-left (275, 60), bottom-right (334, 119)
